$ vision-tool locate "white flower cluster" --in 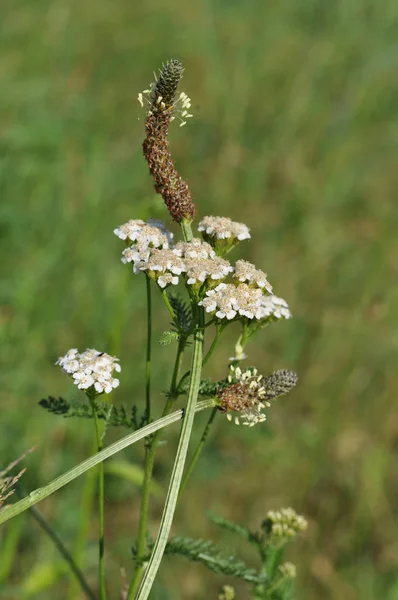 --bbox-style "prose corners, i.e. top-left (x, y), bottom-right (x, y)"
top-left (174, 238), bottom-right (233, 286)
top-left (135, 247), bottom-right (185, 288)
top-left (198, 216), bottom-right (251, 241)
top-left (56, 348), bottom-right (121, 394)
top-left (233, 260), bottom-right (273, 294)
top-left (116, 229), bottom-right (235, 290)
top-left (199, 283), bottom-right (291, 322)
top-left (266, 507), bottom-right (308, 541)
top-left (114, 219), bottom-right (174, 254)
